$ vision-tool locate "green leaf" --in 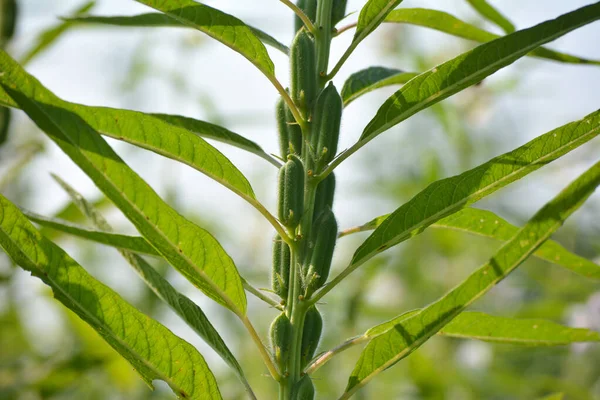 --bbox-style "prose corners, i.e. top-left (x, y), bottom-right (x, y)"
top-left (384, 8), bottom-right (600, 66)
top-left (340, 67), bottom-right (418, 106)
top-left (21, 1), bottom-right (96, 65)
top-left (23, 209), bottom-right (160, 256)
top-left (351, 110), bottom-right (600, 274)
top-left (361, 3), bottom-right (600, 143)
top-left (0, 52), bottom-right (262, 201)
top-left (353, 0), bottom-right (404, 45)
top-left (345, 160), bottom-right (600, 397)
top-left (341, 208), bottom-right (600, 280)
top-left (0, 51), bottom-right (247, 315)
top-left (134, 0), bottom-right (275, 77)
top-left (0, 194), bottom-right (223, 400)
top-left (440, 311), bottom-right (600, 345)
top-left (465, 0), bottom-right (515, 33)
top-left (66, 13), bottom-right (289, 55)
top-left (51, 175), bottom-right (256, 399)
